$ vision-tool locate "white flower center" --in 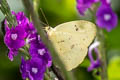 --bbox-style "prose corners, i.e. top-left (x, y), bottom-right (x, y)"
top-left (104, 14), bottom-right (111, 21)
top-left (26, 37), bottom-right (36, 44)
top-left (11, 33), bottom-right (18, 40)
top-left (38, 49), bottom-right (45, 55)
top-left (106, 0), bottom-right (111, 4)
top-left (32, 67), bottom-right (38, 74)
top-left (19, 21), bottom-right (22, 24)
